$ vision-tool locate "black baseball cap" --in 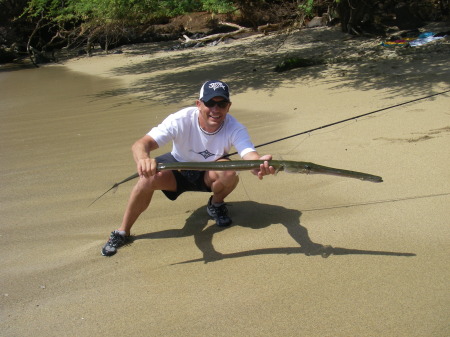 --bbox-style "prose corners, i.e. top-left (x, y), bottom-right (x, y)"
top-left (199, 80), bottom-right (230, 102)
